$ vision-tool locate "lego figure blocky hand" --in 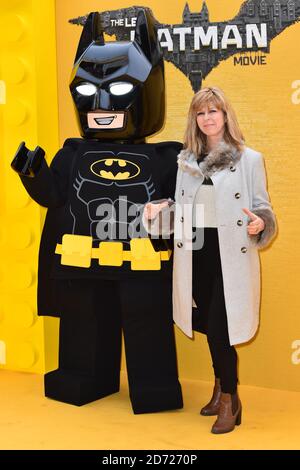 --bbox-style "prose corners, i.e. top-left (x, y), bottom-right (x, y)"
top-left (12, 8), bottom-right (183, 413)
top-left (11, 142), bottom-right (45, 177)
